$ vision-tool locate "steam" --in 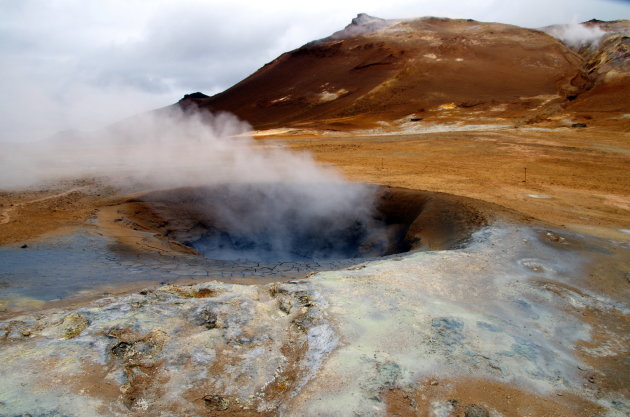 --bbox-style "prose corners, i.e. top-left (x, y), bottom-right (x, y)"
top-left (178, 183), bottom-right (387, 262)
top-left (1, 106), bottom-right (388, 262)
top-left (1, 107), bottom-right (335, 189)
top-left (543, 22), bottom-right (606, 48)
